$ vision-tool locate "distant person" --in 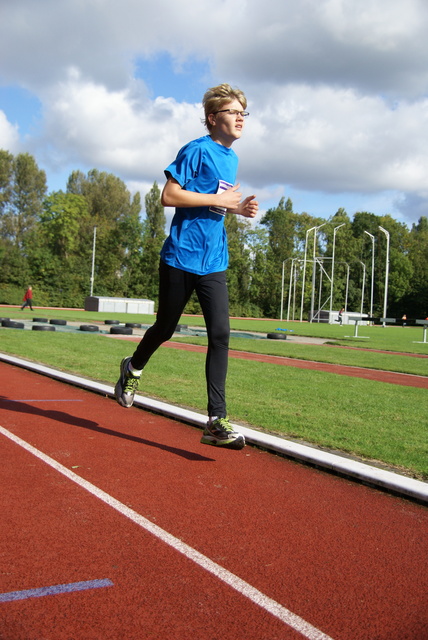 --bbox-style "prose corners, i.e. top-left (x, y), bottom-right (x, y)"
top-left (114, 83), bottom-right (258, 450)
top-left (402, 314), bottom-right (407, 326)
top-left (20, 286), bottom-right (33, 311)
top-left (337, 307), bottom-right (344, 325)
